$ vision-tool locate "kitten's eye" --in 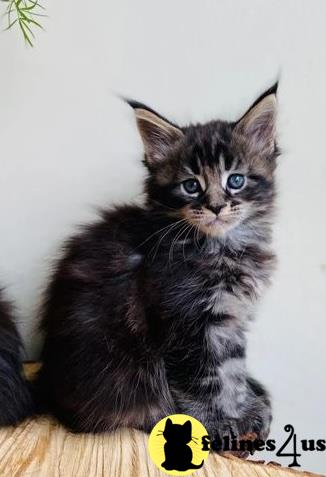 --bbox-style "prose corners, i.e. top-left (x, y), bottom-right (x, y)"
top-left (181, 179), bottom-right (202, 195)
top-left (227, 174), bottom-right (245, 190)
